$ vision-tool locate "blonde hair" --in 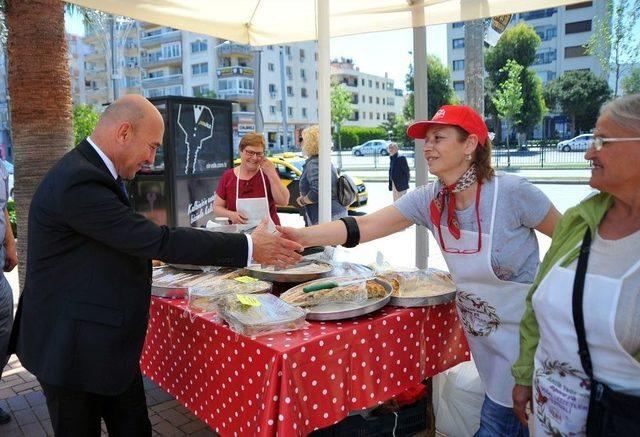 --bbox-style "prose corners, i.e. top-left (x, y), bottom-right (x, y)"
top-left (301, 125), bottom-right (320, 156)
top-left (601, 93), bottom-right (640, 135)
top-left (453, 126), bottom-right (495, 182)
top-left (239, 132), bottom-right (266, 151)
